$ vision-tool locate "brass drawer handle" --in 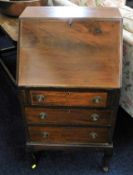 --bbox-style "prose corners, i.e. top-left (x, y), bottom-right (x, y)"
top-left (42, 132), bottom-right (49, 138)
top-left (35, 95), bottom-right (45, 103)
top-left (92, 96), bottom-right (102, 104)
top-left (90, 113), bottom-right (100, 121)
top-left (90, 132), bottom-right (97, 139)
top-left (39, 112), bottom-right (47, 120)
